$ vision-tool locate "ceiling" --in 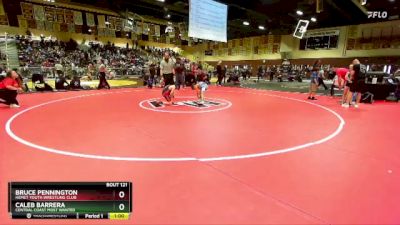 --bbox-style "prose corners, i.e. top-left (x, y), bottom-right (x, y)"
top-left (80, 0), bottom-right (400, 39)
